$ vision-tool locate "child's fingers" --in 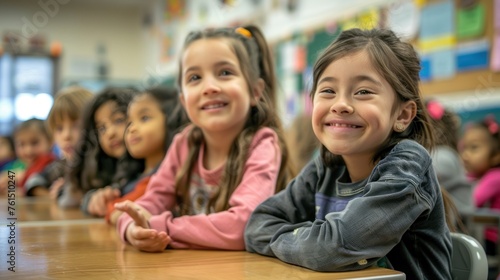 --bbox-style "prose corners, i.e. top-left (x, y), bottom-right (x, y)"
top-left (88, 191), bottom-right (107, 216)
top-left (88, 202), bottom-right (104, 216)
top-left (49, 188), bottom-right (58, 200)
top-left (157, 232), bottom-right (171, 244)
top-left (130, 226), bottom-right (158, 240)
top-left (103, 187), bottom-right (120, 201)
top-left (113, 200), bottom-right (131, 211)
top-left (128, 226), bottom-right (167, 252)
top-left (117, 201), bottom-right (149, 228)
top-left (49, 178), bottom-right (65, 199)
top-left (133, 231), bottom-right (170, 252)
